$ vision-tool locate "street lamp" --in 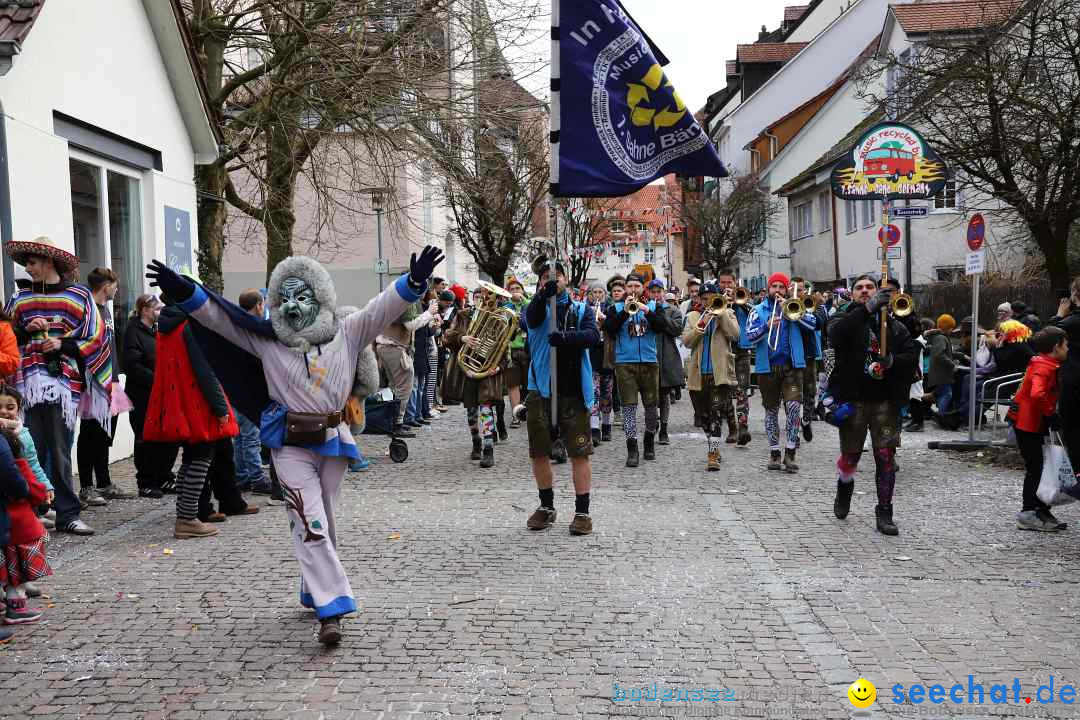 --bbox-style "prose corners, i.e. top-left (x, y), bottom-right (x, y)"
top-left (361, 186), bottom-right (392, 291)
